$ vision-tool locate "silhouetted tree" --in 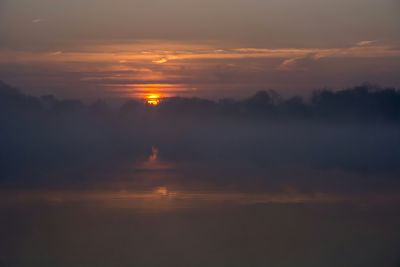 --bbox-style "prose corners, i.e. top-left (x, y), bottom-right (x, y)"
top-left (243, 90), bottom-right (280, 117)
